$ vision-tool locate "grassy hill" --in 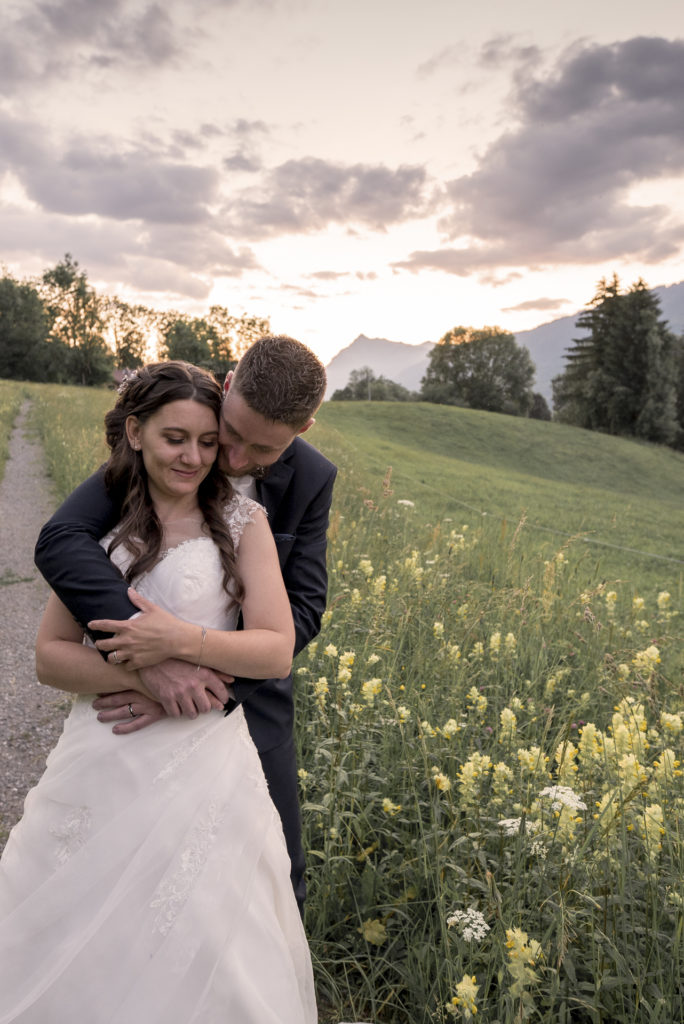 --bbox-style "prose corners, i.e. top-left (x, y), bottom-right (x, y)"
top-left (315, 401), bottom-right (684, 595)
